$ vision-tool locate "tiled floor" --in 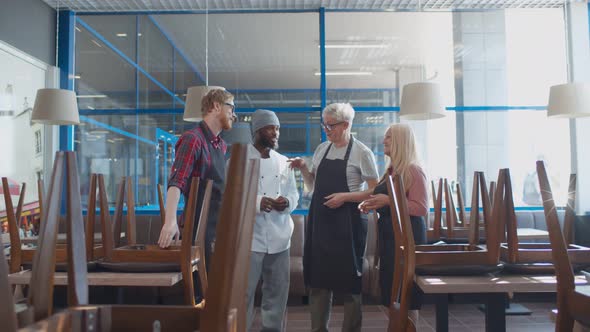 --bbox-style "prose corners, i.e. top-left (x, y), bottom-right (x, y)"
top-left (250, 301), bottom-right (556, 331)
